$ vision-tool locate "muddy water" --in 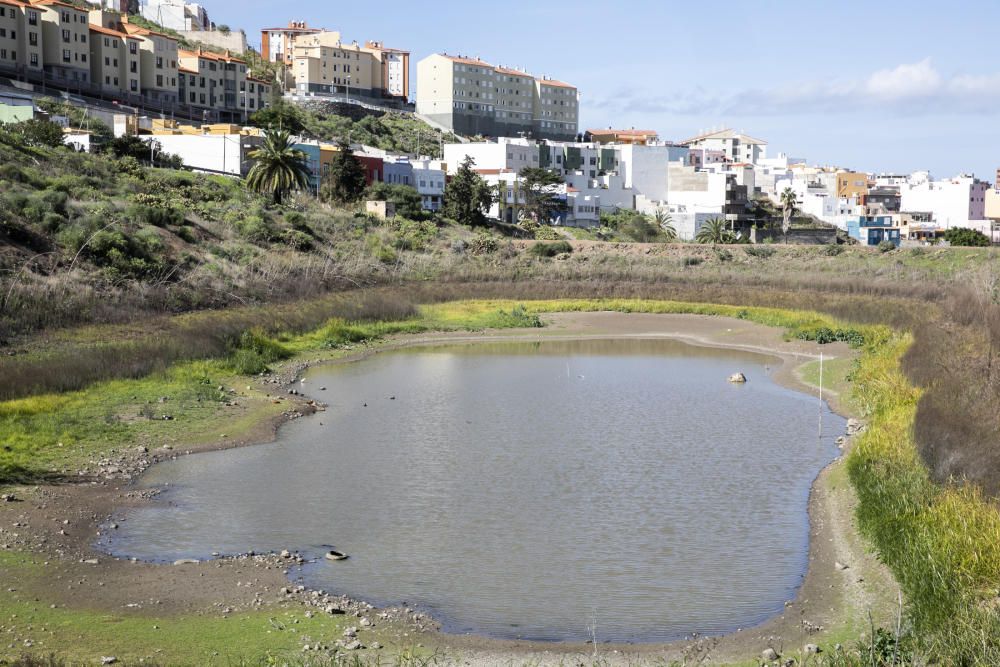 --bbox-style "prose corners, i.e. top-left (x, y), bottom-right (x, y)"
top-left (105, 339), bottom-right (843, 642)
